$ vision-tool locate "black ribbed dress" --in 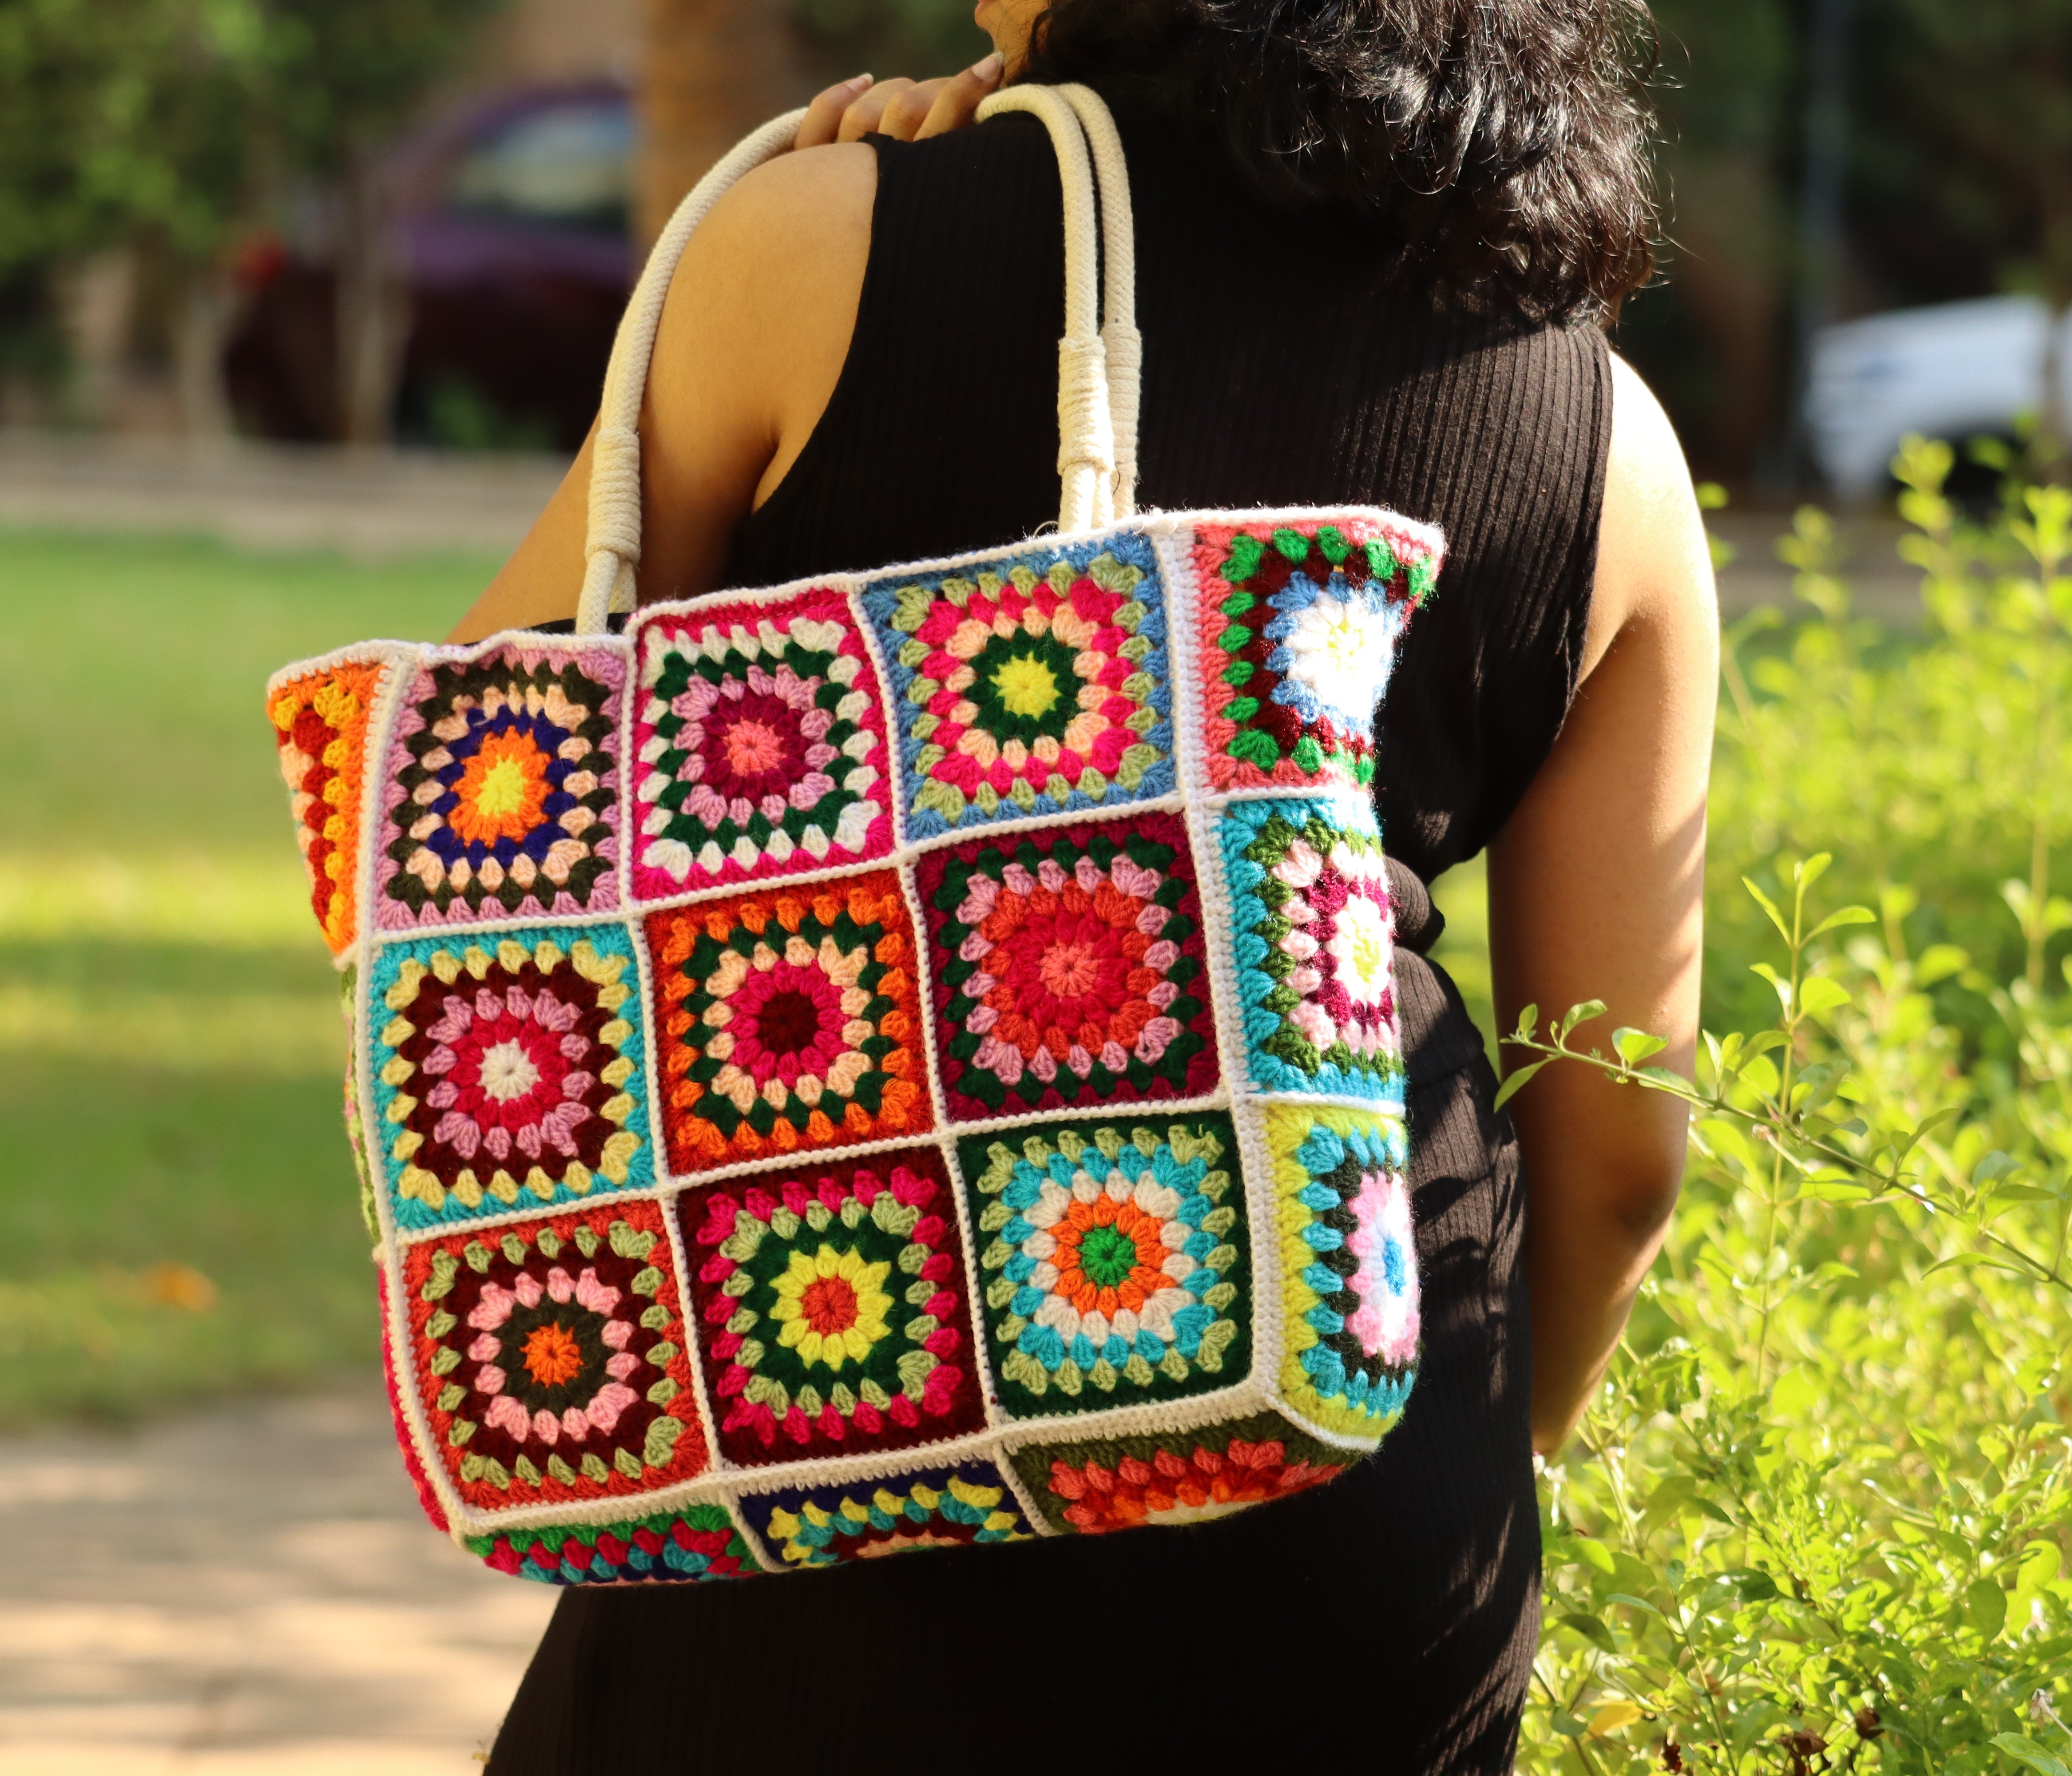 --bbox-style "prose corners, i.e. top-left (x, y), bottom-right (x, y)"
top-left (489, 102), bottom-right (1609, 1774)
